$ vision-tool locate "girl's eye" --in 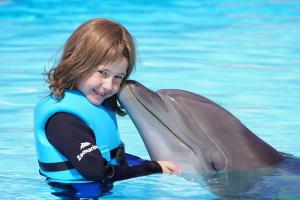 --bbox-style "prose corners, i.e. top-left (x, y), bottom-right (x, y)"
top-left (98, 70), bottom-right (108, 76)
top-left (115, 75), bottom-right (124, 80)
